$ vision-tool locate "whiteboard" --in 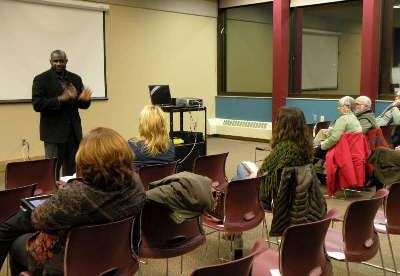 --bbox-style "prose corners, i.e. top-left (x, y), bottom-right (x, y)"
top-left (0, 0), bottom-right (106, 101)
top-left (302, 32), bottom-right (339, 90)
